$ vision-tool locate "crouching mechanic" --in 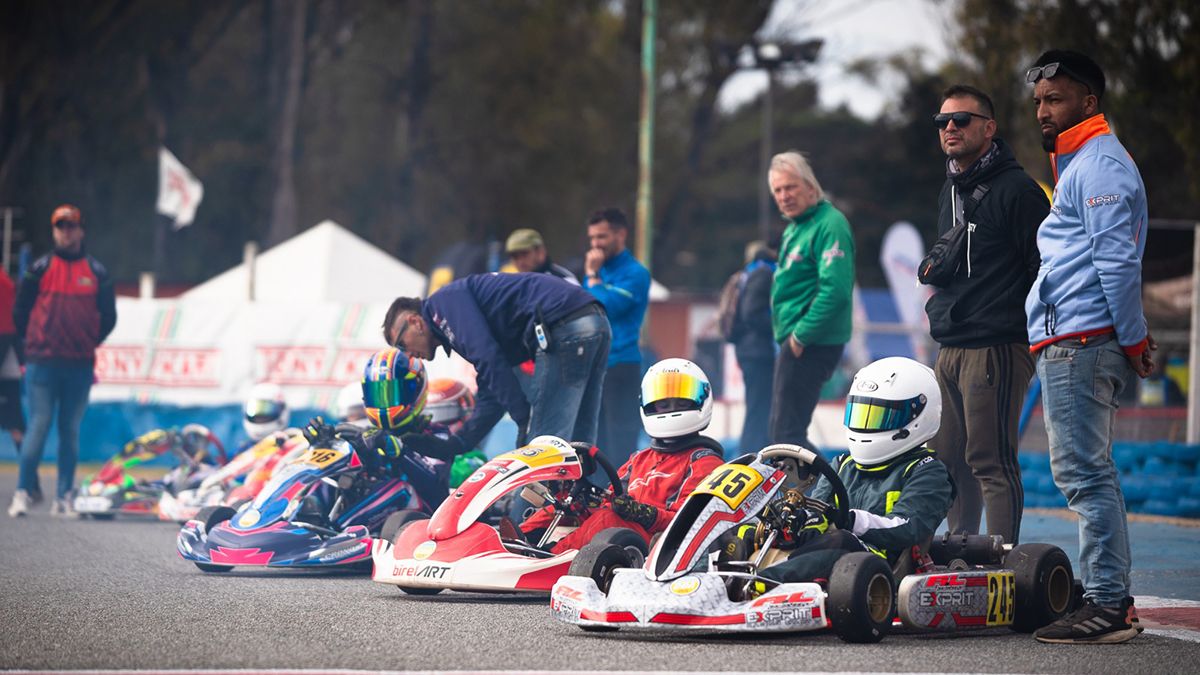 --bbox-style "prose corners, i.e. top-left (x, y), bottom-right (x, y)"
top-left (303, 348), bottom-right (448, 508)
top-left (749, 357), bottom-right (954, 586)
top-left (521, 358), bottom-right (726, 553)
